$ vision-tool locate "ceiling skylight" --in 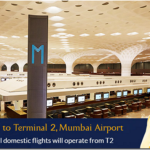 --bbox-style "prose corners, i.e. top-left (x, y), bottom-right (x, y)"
top-left (111, 32), bottom-right (121, 36)
top-left (52, 23), bottom-right (65, 27)
top-left (45, 6), bottom-right (62, 14)
top-left (55, 28), bottom-right (66, 32)
top-left (80, 34), bottom-right (89, 37)
top-left (95, 33), bottom-right (105, 36)
top-left (127, 32), bottom-right (138, 35)
top-left (49, 16), bottom-right (64, 21)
